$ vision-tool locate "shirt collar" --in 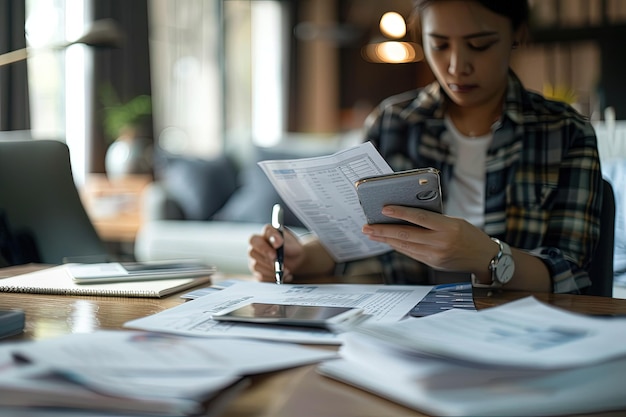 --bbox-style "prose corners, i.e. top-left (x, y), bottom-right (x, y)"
top-left (502, 71), bottom-right (526, 125)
